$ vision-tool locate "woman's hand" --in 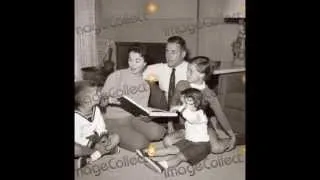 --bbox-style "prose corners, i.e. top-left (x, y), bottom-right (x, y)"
top-left (99, 95), bottom-right (109, 107)
top-left (137, 115), bottom-right (151, 122)
top-left (108, 97), bottom-right (120, 105)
